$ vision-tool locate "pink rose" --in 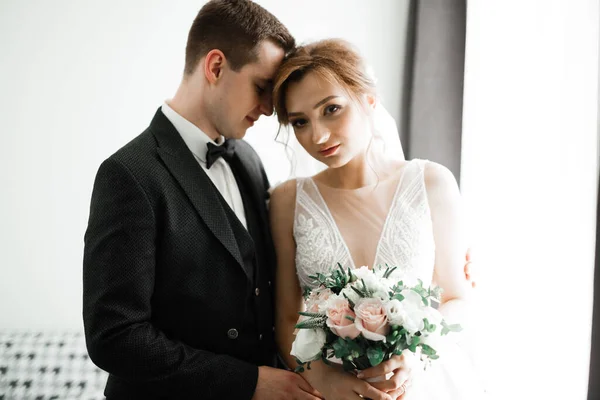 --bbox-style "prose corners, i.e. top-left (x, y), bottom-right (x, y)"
top-left (354, 298), bottom-right (390, 342)
top-left (326, 298), bottom-right (360, 339)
